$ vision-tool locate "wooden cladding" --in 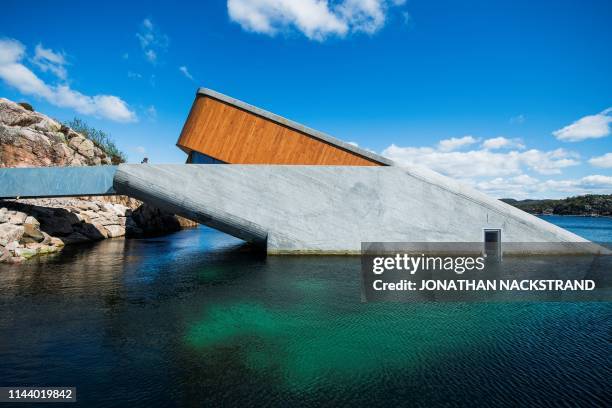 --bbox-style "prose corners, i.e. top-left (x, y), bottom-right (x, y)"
top-left (177, 96), bottom-right (384, 166)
